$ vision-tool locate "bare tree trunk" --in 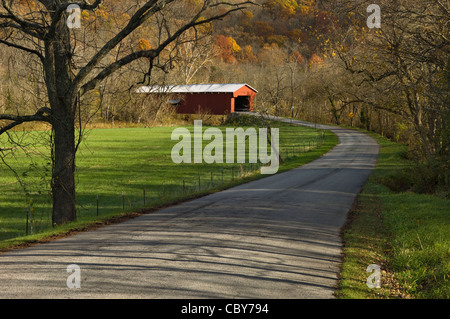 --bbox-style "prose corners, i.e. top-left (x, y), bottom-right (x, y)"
top-left (51, 104), bottom-right (76, 224)
top-left (44, 20), bottom-right (77, 225)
